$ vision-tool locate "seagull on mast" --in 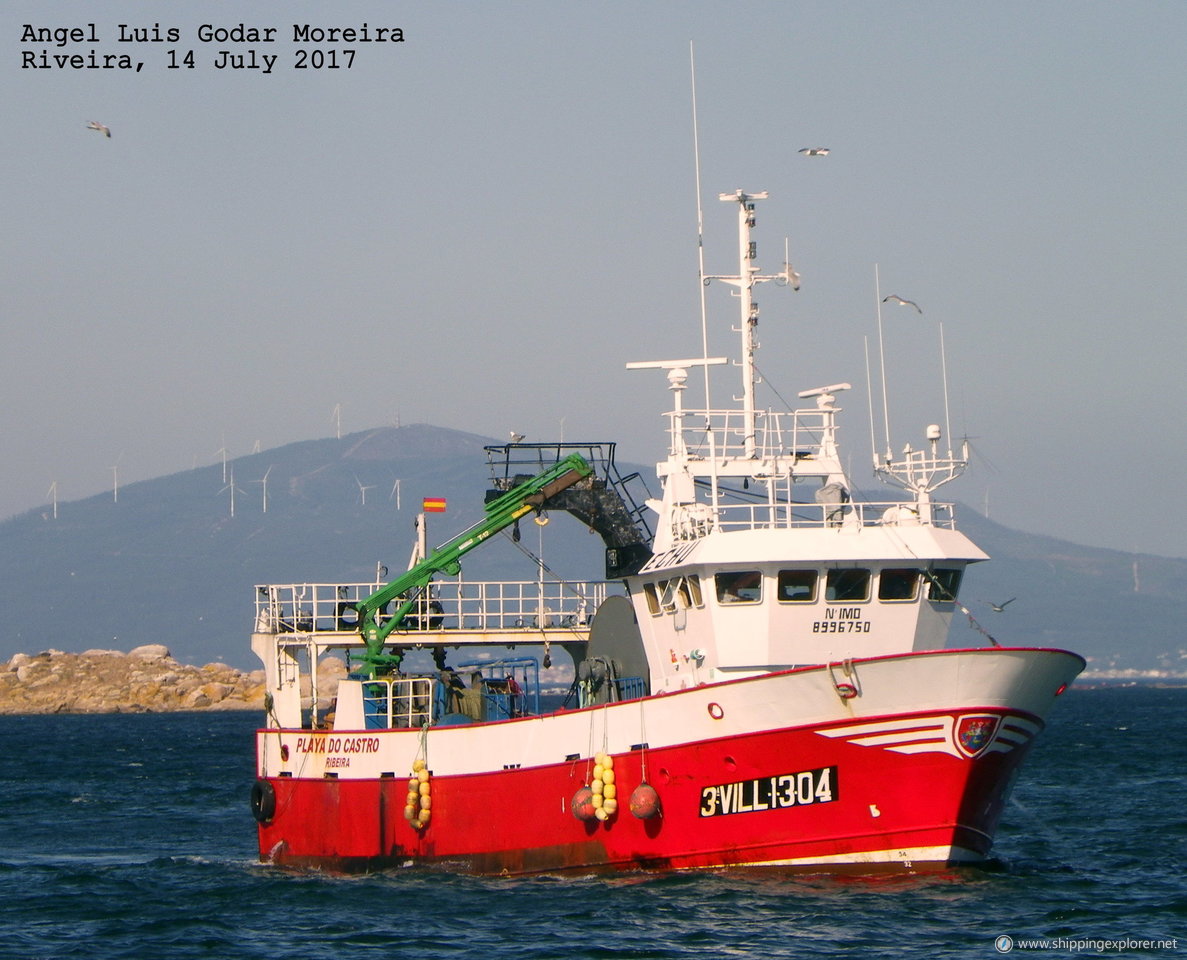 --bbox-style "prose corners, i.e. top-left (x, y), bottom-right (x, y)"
top-left (798, 147), bottom-right (829, 156)
top-left (882, 294), bottom-right (922, 314)
top-left (86, 121), bottom-right (111, 138)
